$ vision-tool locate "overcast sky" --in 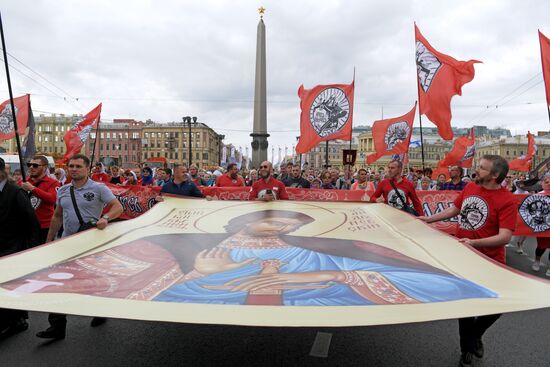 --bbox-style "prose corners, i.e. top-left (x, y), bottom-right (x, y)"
top-left (1, 0), bottom-right (550, 158)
